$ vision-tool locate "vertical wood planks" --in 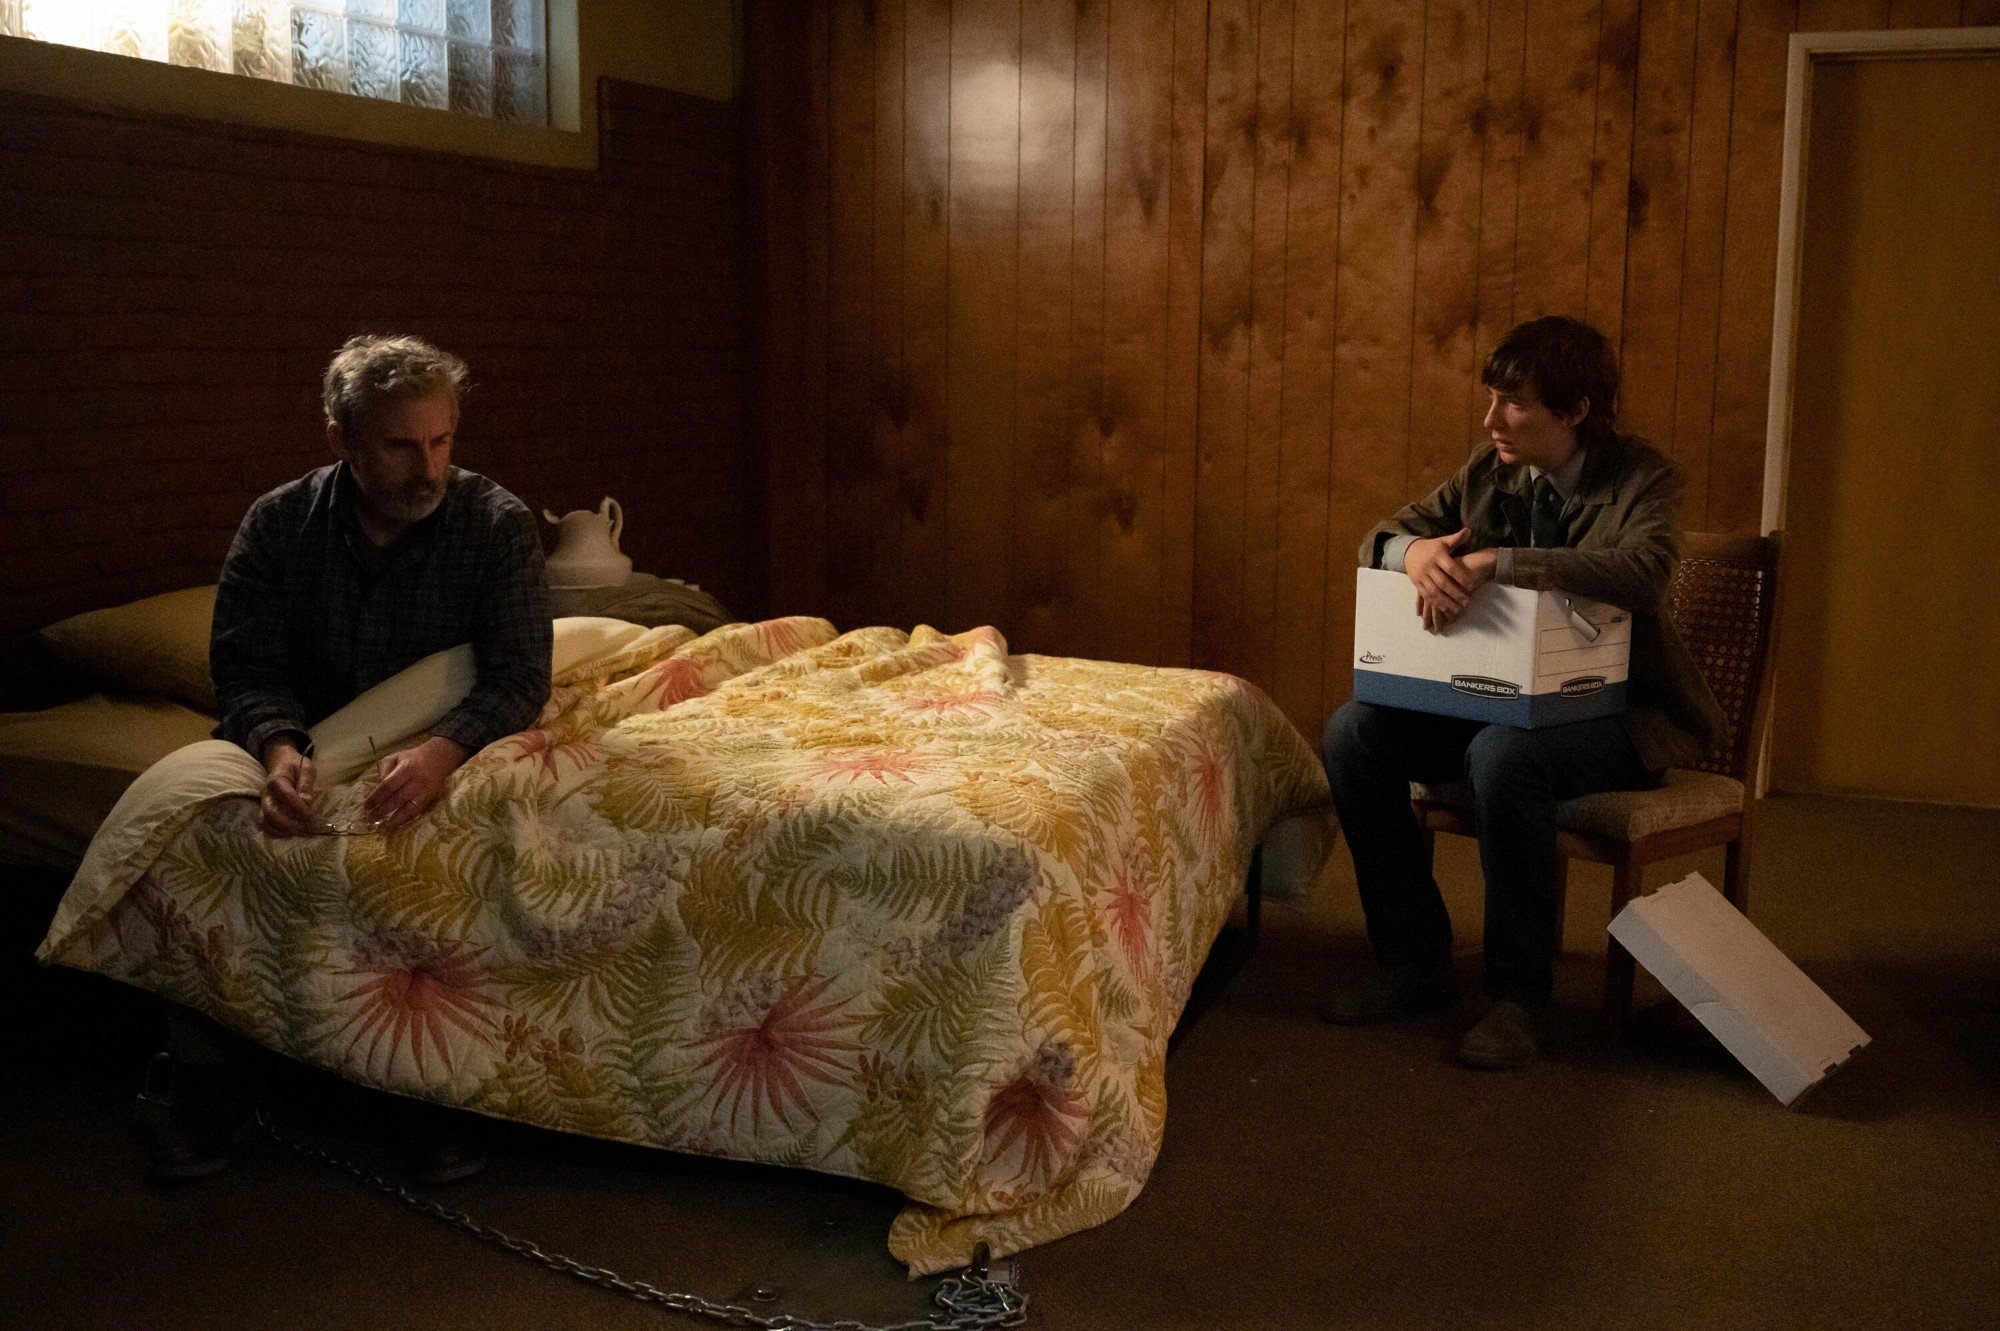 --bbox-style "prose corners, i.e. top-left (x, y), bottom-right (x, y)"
top-left (1710, 0), bottom-right (1797, 533)
top-left (902, 0), bottom-right (953, 625)
top-left (1269, 1), bottom-right (1344, 732)
top-left (1069, 0), bottom-right (1110, 660)
top-left (1158, 0), bottom-right (1211, 667)
top-left (1098, 0), bottom-right (1178, 666)
top-left (945, 0), bottom-right (1022, 634)
top-left (772, 5), bottom-right (834, 615)
top-left (1585, 0), bottom-right (1641, 344)
top-left (1513, 0), bottom-right (1605, 321)
top-left (868, 0), bottom-right (910, 628)
top-left (1409, 0), bottom-right (1490, 498)
top-left (1194, 0), bottom-right (1258, 679)
top-left (1620, 0), bottom-right (1701, 446)
top-left (1322, 0), bottom-right (1424, 717)
top-left (749, 2), bottom-right (819, 616)
top-left (753, 0), bottom-right (1964, 695)
top-left (1471, 0), bottom-right (1530, 440)
top-left (1668, 0), bottom-right (1743, 524)
top-left (1888, 0), bottom-right (1965, 27)
top-left (826, 2), bottom-right (878, 631)
top-left (1014, 0), bottom-right (1081, 655)
top-left (1797, 0), bottom-right (1891, 27)
top-left (1242, 0), bottom-right (1299, 688)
